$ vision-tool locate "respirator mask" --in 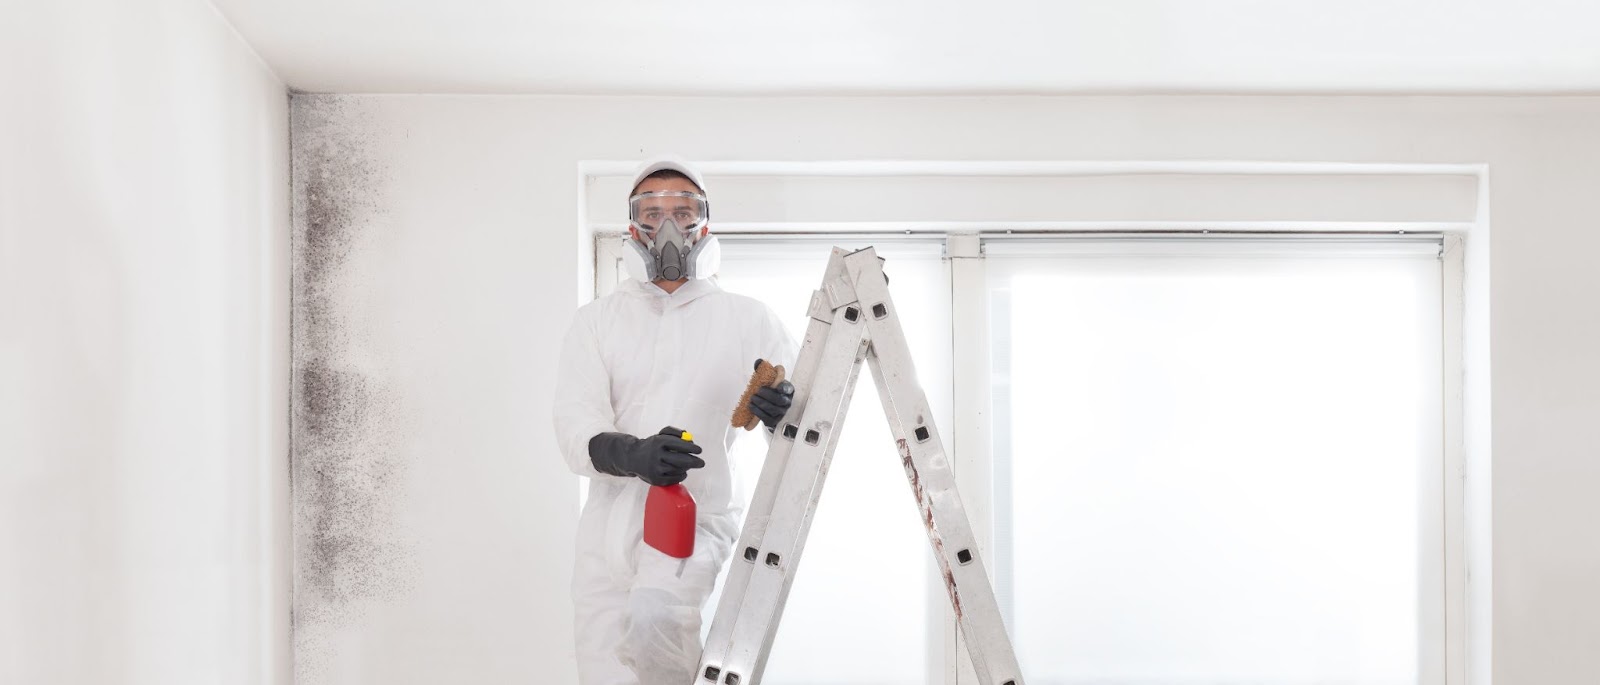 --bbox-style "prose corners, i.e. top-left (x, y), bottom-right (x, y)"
top-left (623, 190), bottom-right (720, 282)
